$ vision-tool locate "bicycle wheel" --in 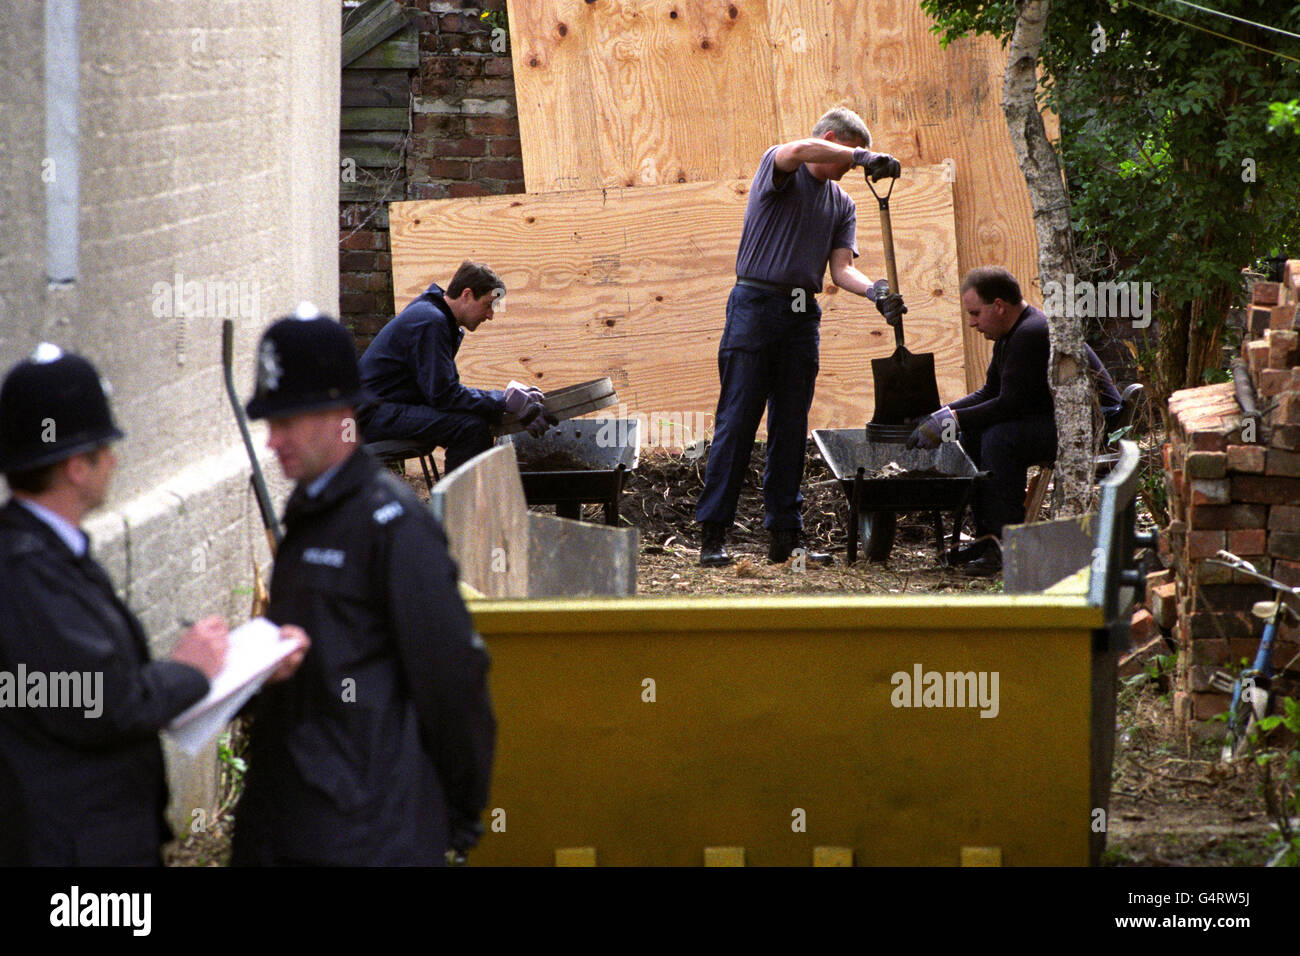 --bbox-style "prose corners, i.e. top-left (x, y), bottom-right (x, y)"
top-left (1221, 682), bottom-right (1270, 762)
